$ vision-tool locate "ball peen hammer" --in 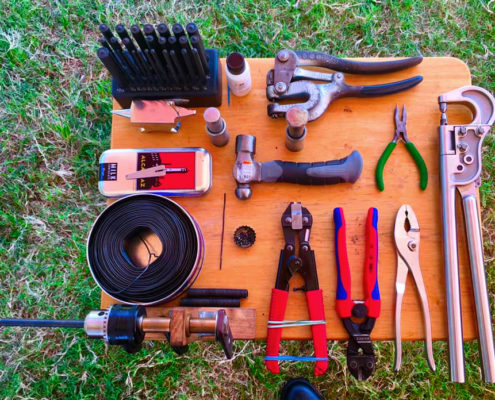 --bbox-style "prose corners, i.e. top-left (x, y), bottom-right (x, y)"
top-left (232, 135), bottom-right (363, 200)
